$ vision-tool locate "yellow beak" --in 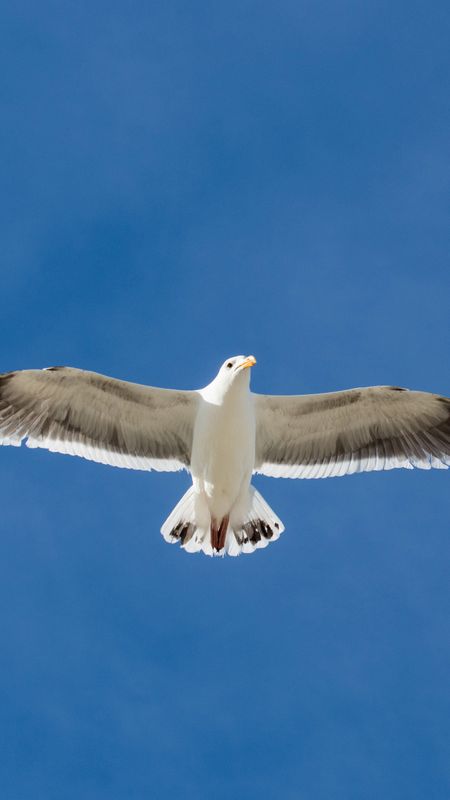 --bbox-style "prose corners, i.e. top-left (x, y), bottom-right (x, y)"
top-left (240, 355), bottom-right (257, 370)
